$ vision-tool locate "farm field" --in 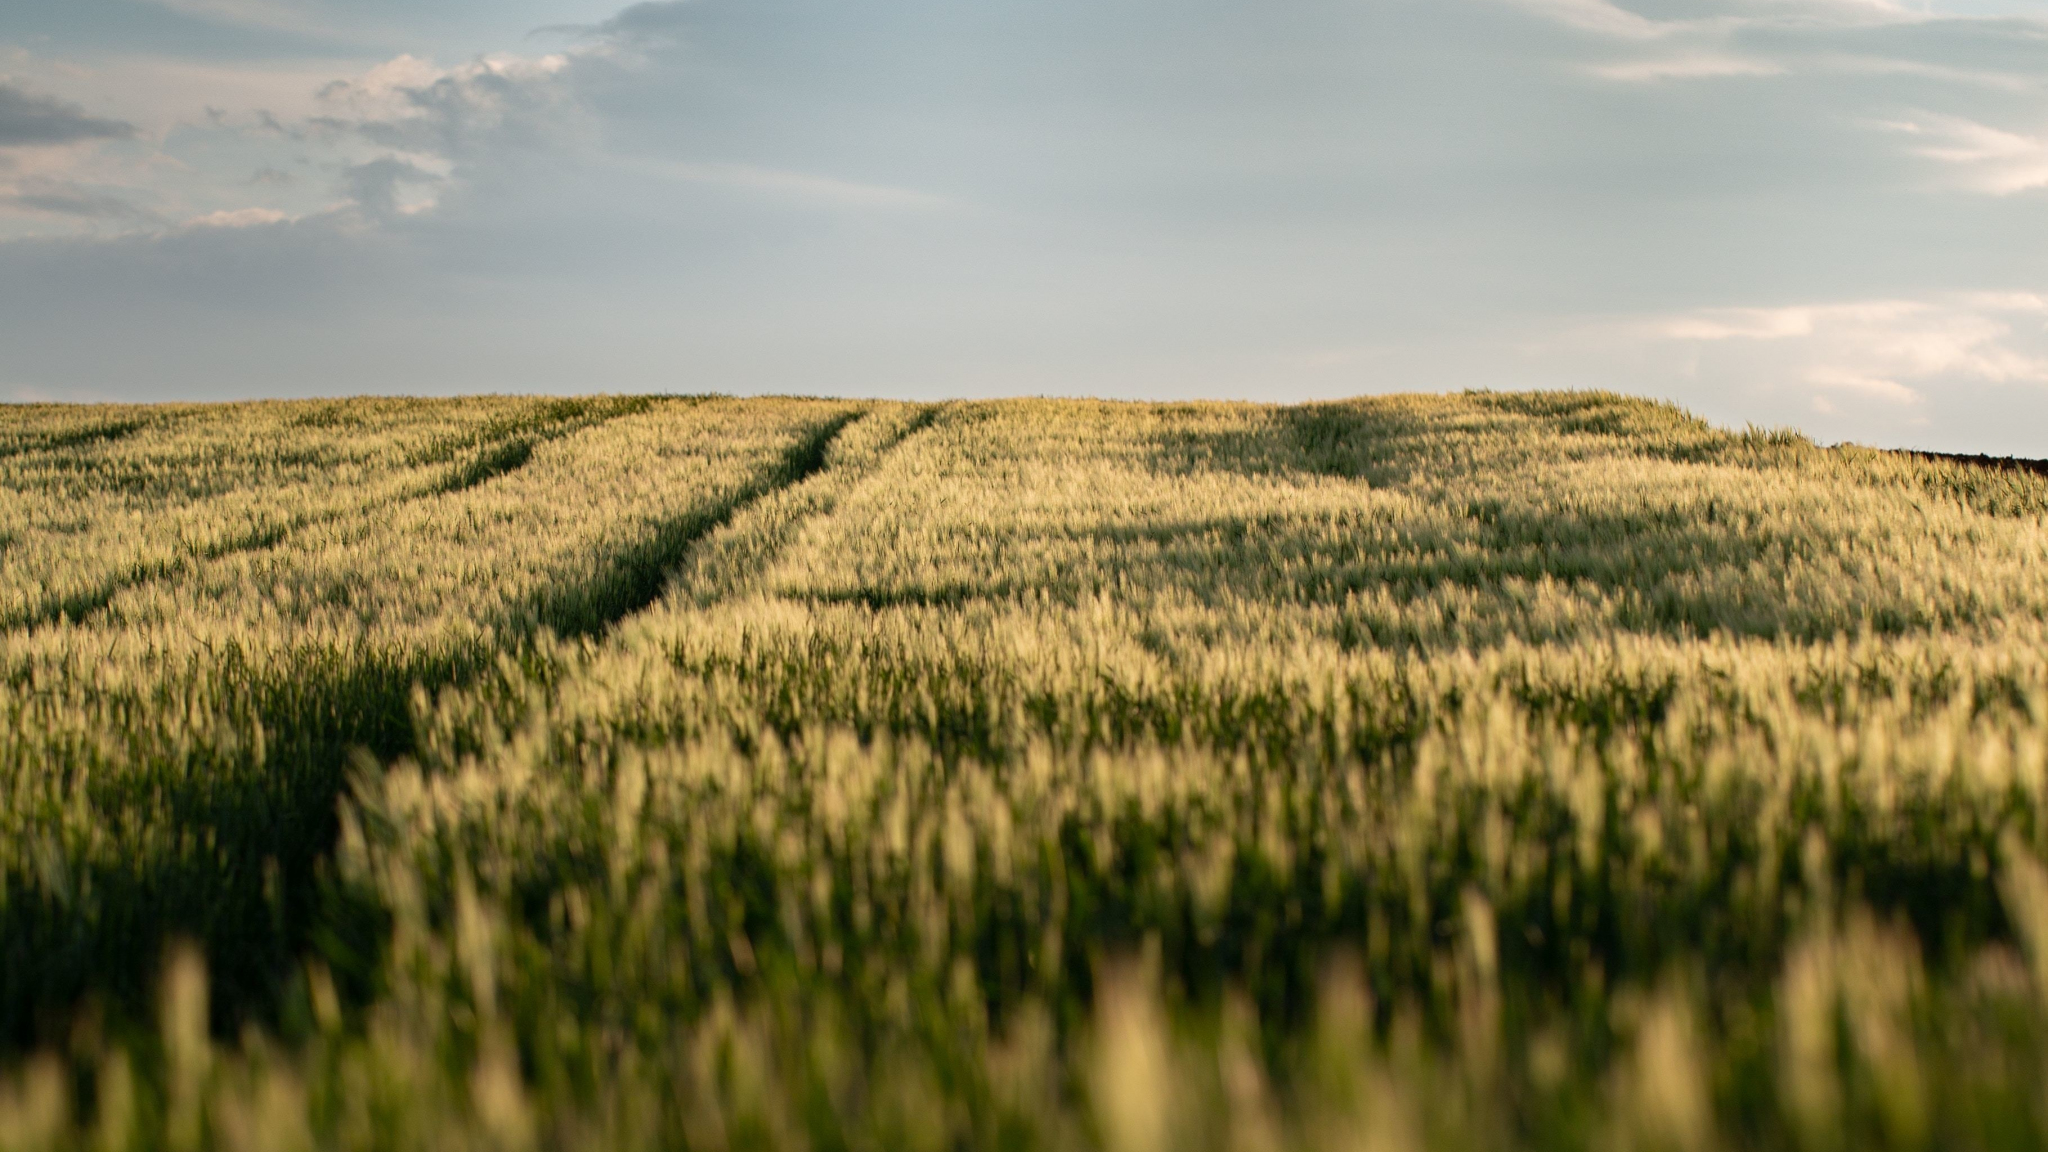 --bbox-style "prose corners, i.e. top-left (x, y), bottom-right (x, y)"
top-left (3, 391), bottom-right (2048, 1150)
